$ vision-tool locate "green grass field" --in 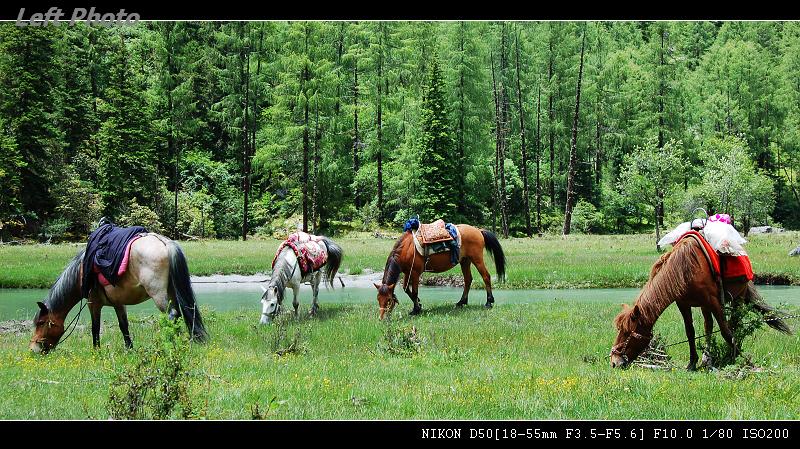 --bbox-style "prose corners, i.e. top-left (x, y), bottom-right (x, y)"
top-left (2, 232), bottom-right (800, 419)
top-left (2, 232), bottom-right (800, 289)
top-left (1, 299), bottom-right (798, 419)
